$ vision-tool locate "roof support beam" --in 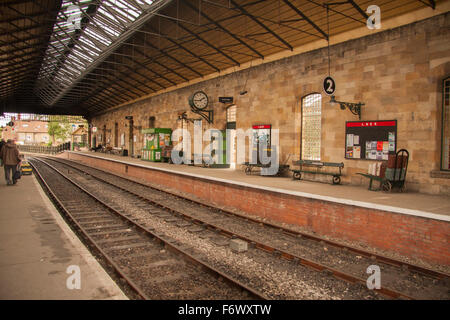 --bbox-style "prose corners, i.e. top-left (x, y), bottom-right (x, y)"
top-left (0, 42), bottom-right (45, 56)
top-left (230, 0), bottom-right (292, 51)
top-left (139, 36), bottom-right (203, 78)
top-left (74, 57), bottom-right (156, 97)
top-left (0, 47), bottom-right (43, 64)
top-left (181, 0), bottom-right (264, 59)
top-left (129, 45), bottom-right (188, 83)
top-left (418, 0), bottom-right (436, 9)
top-left (0, 55), bottom-right (42, 69)
top-left (0, 34), bottom-right (50, 48)
top-left (175, 21), bottom-right (240, 66)
top-left (0, 23), bottom-right (45, 37)
top-left (146, 25), bottom-right (220, 73)
top-left (1, 64), bottom-right (40, 77)
top-left (282, 0), bottom-right (328, 39)
top-left (115, 52), bottom-right (173, 88)
top-left (347, 0), bottom-right (369, 20)
top-left (0, 9), bottom-right (58, 25)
